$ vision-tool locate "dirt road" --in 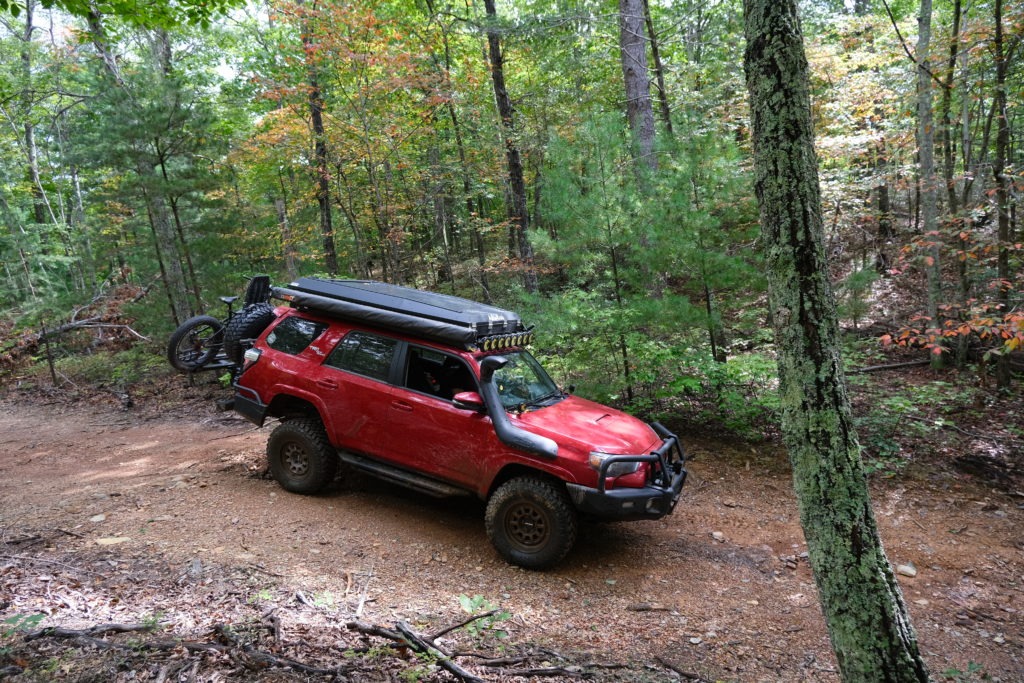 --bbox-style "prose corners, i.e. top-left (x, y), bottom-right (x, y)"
top-left (1, 395), bottom-right (1021, 681)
